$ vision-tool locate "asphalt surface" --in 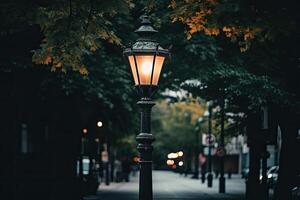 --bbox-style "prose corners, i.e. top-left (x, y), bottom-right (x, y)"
top-left (93, 171), bottom-right (246, 200)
